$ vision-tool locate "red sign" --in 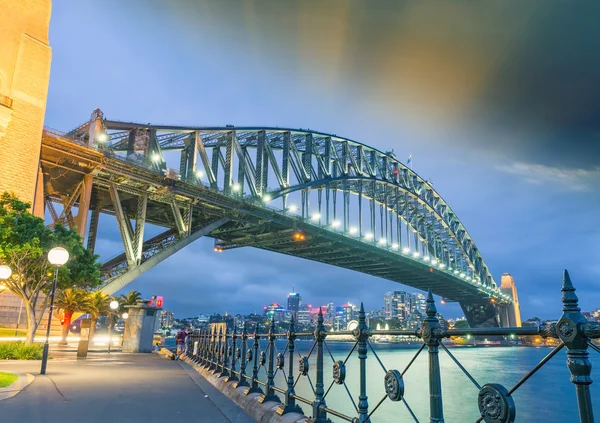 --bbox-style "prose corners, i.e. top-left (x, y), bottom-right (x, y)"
top-left (156, 296), bottom-right (163, 307)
